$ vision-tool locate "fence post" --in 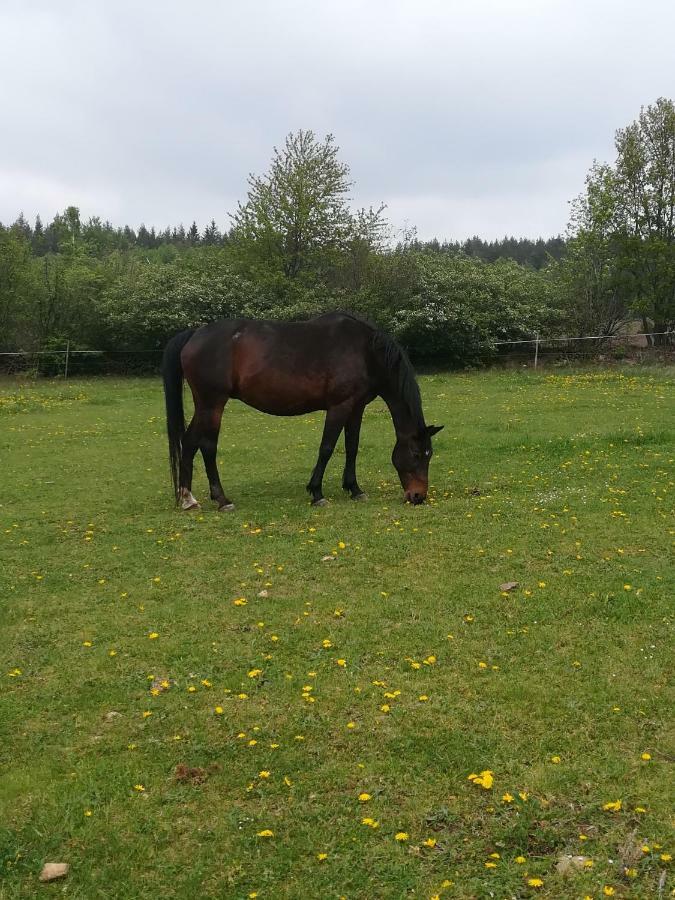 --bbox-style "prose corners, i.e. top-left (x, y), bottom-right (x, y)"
top-left (64, 341), bottom-right (70, 379)
top-left (533, 333), bottom-right (539, 369)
